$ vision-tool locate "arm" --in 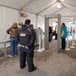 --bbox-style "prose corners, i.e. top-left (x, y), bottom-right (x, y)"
top-left (30, 30), bottom-right (36, 46)
top-left (61, 31), bottom-right (64, 37)
top-left (6, 27), bottom-right (11, 34)
top-left (16, 30), bottom-right (20, 43)
top-left (27, 29), bottom-right (36, 47)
